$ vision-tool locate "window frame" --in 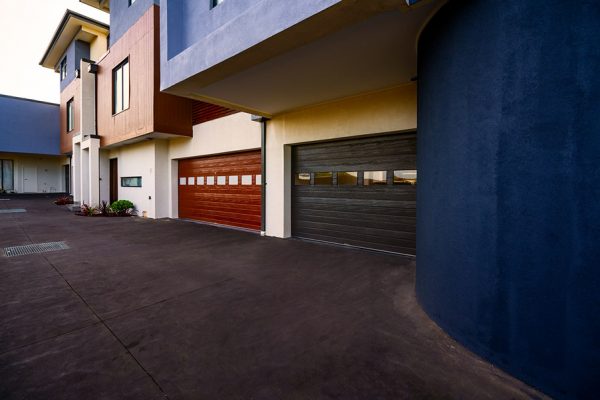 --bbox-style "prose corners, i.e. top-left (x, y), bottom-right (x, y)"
top-left (60, 57), bottom-right (67, 81)
top-left (210, 0), bottom-right (224, 9)
top-left (121, 176), bottom-right (142, 187)
top-left (112, 57), bottom-right (130, 115)
top-left (0, 159), bottom-right (15, 192)
top-left (66, 98), bottom-right (74, 132)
